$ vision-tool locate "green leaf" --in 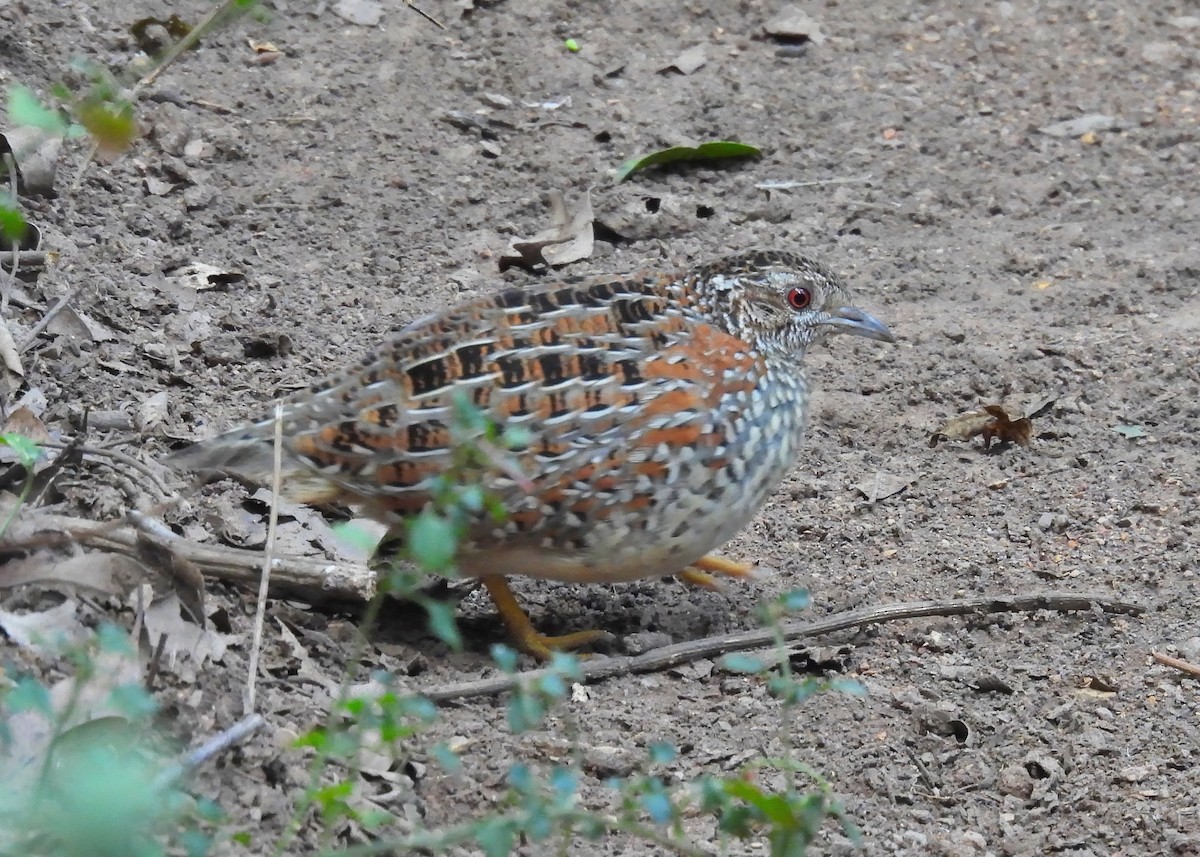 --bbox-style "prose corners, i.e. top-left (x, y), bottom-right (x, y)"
top-left (647, 741), bottom-right (677, 765)
top-left (1112, 424), bottom-right (1147, 439)
top-left (331, 519), bottom-right (384, 554)
top-left (778, 588), bottom-right (811, 613)
top-left (640, 789), bottom-right (673, 825)
top-left (549, 765), bottom-right (580, 799)
top-left (721, 653), bottom-right (767, 674)
top-left (0, 432), bottom-right (41, 469)
top-left (616, 141), bottom-right (761, 181)
top-left (422, 599), bottom-right (462, 649)
top-left (408, 510), bottom-right (457, 572)
top-left (537, 672), bottom-right (566, 699)
top-left (475, 817), bottom-right (516, 857)
top-left (828, 677), bottom-right (867, 697)
top-left (491, 643), bottom-right (519, 673)
top-left (506, 693), bottom-right (545, 734)
top-left (430, 741), bottom-right (463, 772)
top-left (181, 830), bottom-right (213, 857)
top-left (96, 622), bottom-right (136, 655)
top-left (0, 205), bottom-right (28, 245)
top-left (77, 98), bottom-right (138, 156)
top-left (7, 85), bottom-right (68, 134)
top-left (109, 684), bottom-right (159, 720)
top-left (548, 650), bottom-right (582, 681)
top-left (7, 676), bottom-right (52, 716)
